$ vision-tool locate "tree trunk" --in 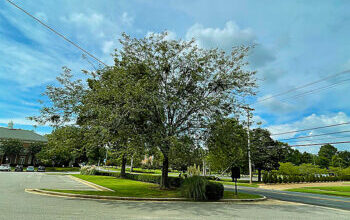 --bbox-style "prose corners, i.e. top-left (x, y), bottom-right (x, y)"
top-left (161, 154), bottom-right (169, 189)
top-left (120, 154), bottom-right (127, 178)
top-left (130, 156), bottom-right (134, 172)
top-left (258, 169), bottom-right (262, 182)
